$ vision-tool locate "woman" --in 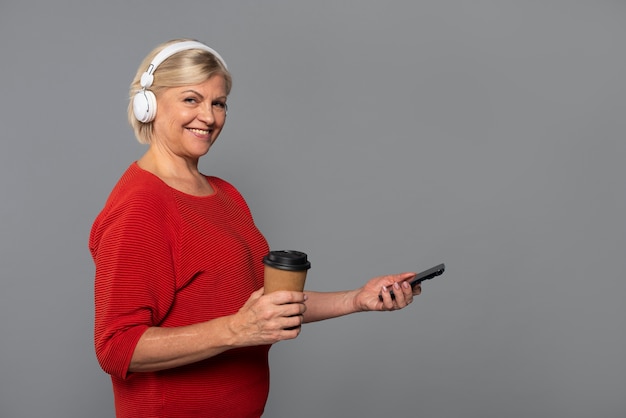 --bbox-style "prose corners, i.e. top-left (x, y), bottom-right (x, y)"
top-left (89, 38), bottom-right (420, 417)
